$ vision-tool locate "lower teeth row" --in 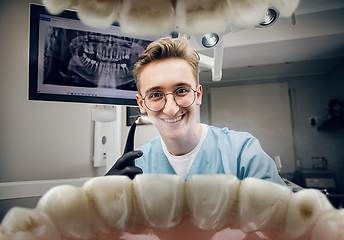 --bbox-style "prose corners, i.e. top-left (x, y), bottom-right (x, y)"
top-left (1, 174), bottom-right (342, 240)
